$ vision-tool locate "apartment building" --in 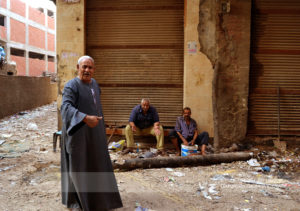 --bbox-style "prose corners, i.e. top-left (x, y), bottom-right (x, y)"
top-left (0, 0), bottom-right (56, 76)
